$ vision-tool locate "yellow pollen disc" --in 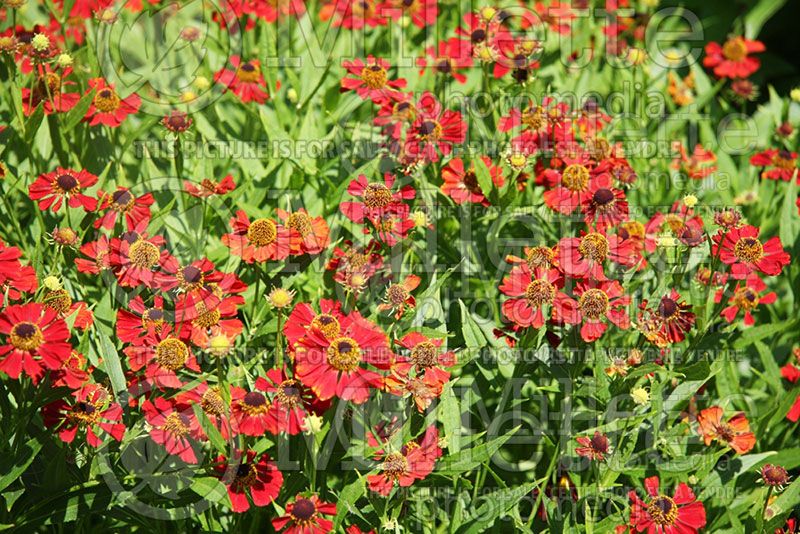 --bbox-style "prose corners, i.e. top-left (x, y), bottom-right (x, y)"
top-left (382, 452), bottom-right (409, 479)
top-left (722, 37), bottom-right (747, 62)
top-left (287, 212), bottom-right (313, 235)
top-left (561, 164), bottom-right (590, 192)
top-left (235, 62), bottom-right (261, 83)
top-left (163, 412), bottom-right (190, 437)
top-left (360, 65), bottom-right (388, 90)
top-left (155, 338), bottom-right (189, 371)
top-left (9, 322), bottom-right (44, 351)
top-left (733, 237), bottom-right (764, 263)
top-left (363, 183), bottom-right (393, 209)
top-left (646, 495), bottom-right (679, 526)
top-left (128, 240), bottom-right (160, 268)
top-left (578, 233), bottom-right (609, 262)
top-left (326, 336), bottom-right (362, 372)
top-left (410, 341), bottom-right (439, 368)
top-left (311, 314), bottom-right (340, 339)
top-left (94, 88), bottom-right (121, 113)
top-left (579, 288), bottom-right (610, 320)
top-left (246, 218), bottom-right (278, 247)
top-left (524, 279), bottom-right (555, 308)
